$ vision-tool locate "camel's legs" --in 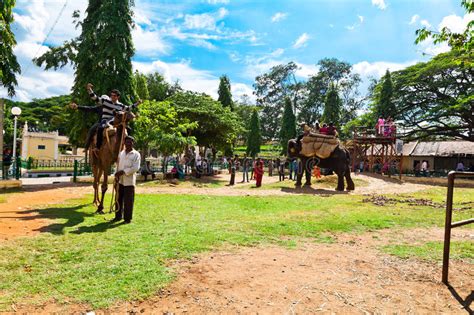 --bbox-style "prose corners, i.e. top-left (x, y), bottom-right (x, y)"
top-left (92, 166), bottom-right (101, 206)
top-left (97, 169), bottom-right (109, 213)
